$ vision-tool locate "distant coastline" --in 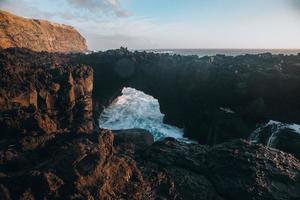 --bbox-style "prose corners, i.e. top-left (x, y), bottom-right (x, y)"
top-left (135, 48), bottom-right (300, 57)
